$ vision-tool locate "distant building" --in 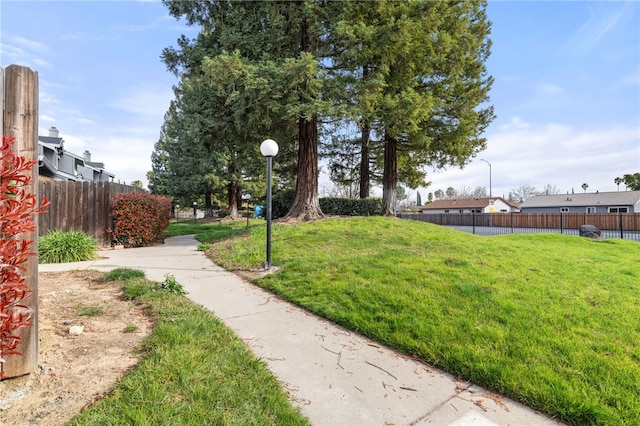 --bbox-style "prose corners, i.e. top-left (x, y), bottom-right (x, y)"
top-left (38, 127), bottom-right (115, 183)
top-left (519, 191), bottom-right (640, 213)
top-left (419, 197), bottom-right (517, 214)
